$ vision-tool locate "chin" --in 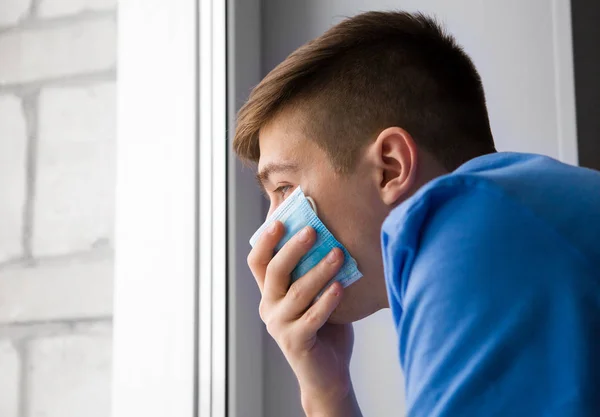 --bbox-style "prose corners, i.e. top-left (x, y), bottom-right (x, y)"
top-left (326, 287), bottom-right (384, 324)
